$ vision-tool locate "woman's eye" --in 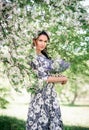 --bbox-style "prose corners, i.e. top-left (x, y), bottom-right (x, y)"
top-left (45, 41), bottom-right (47, 43)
